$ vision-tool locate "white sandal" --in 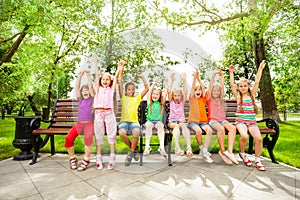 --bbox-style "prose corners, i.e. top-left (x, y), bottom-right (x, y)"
top-left (143, 147), bottom-right (151, 155)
